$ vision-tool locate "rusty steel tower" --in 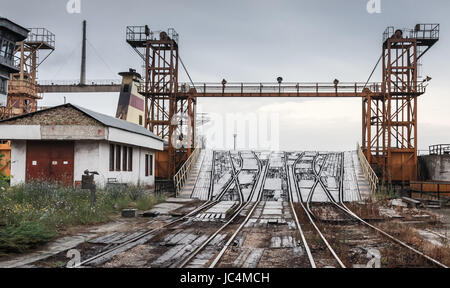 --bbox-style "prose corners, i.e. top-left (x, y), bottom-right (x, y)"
top-left (123, 23), bottom-right (439, 185)
top-left (2, 28), bottom-right (55, 119)
top-left (362, 24), bottom-right (439, 184)
top-left (126, 26), bottom-right (196, 179)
